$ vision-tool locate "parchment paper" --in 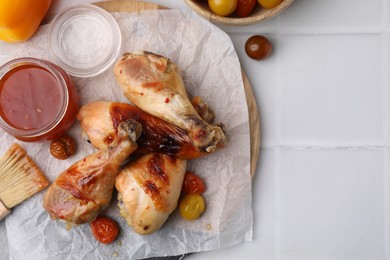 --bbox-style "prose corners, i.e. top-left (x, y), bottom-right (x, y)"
top-left (0, 9), bottom-right (252, 259)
